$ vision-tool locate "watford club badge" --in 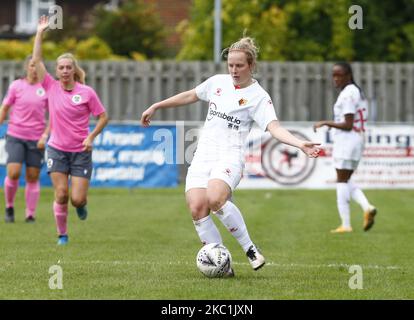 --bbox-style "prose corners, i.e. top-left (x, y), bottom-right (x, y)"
top-left (238, 98), bottom-right (247, 106)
